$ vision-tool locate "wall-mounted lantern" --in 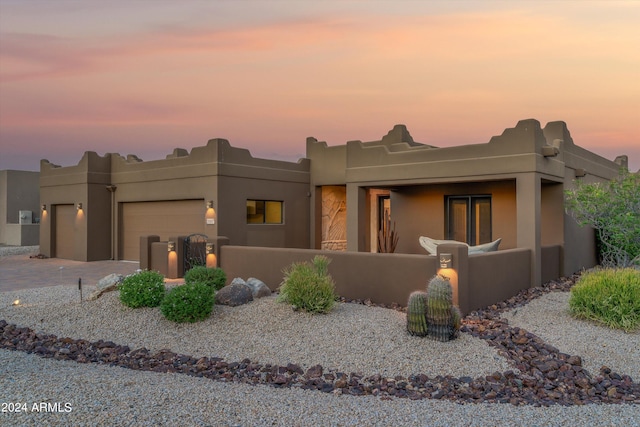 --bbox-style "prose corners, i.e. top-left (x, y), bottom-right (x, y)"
top-left (439, 253), bottom-right (452, 269)
top-left (206, 243), bottom-right (214, 255)
top-left (167, 241), bottom-right (176, 252)
top-left (42, 204), bottom-right (47, 211)
top-left (206, 200), bottom-right (216, 225)
top-left (76, 202), bottom-right (83, 211)
top-left (575, 168), bottom-right (587, 178)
